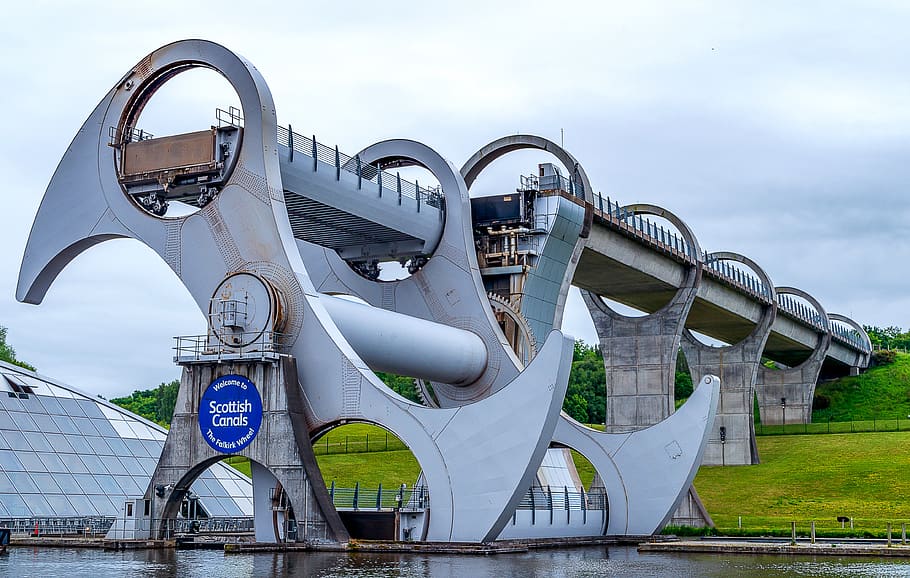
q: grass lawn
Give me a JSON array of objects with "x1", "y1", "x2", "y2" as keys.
[
  {"x1": 694, "y1": 431, "x2": 910, "y2": 533},
  {"x1": 225, "y1": 423, "x2": 910, "y2": 536},
  {"x1": 225, "y1": 423, "x2": 420, "y2": 488}
]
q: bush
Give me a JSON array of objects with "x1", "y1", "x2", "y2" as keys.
[
  {"x1": 873, "y1": 350, "x2": 897, "y2": 366},
  {"x1": 812, "y1": 394, "x2": 830, "y2": 411}
]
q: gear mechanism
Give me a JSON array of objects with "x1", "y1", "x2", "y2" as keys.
[
  {"x1": 414, "y1": 378, "x2": 440, "y2": 408},
  {"x1": 486, "y1": 292, "x2": 537, "y2": 368}
]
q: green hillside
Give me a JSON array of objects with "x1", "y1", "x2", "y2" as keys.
[{"x1": 812, "y1": 352, "x2": 910, "y2": 422}]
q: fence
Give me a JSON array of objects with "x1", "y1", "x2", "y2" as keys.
[
  {"x1": 1, "y1": 517, "x2": 114, "y2": 537},
  {"x1": 756, "y1": 416, "x2": 910, "y2": 436},
  {"x1": 716, "y1": 517, "x2": 910, "y2": 540},
  {"x1": 313, "y1": 432, "x2": 409, "y2": 455},
  {"x1": 0, "y1": 516, "x2": 254, "y2": 538},
  {"x1": 327, "y1": 483, "x2": 429, "y2": 511}
]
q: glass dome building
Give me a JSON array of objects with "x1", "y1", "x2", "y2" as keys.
[{"x1": 0, "y1": 359, "x2": 252, "y2": 528}]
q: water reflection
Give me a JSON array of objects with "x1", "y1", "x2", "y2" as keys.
[{"x1": 2, "y1": 545, "x2": 909, "y2": 577}]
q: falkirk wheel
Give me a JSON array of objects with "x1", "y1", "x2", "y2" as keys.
[{"x1": 17, "y1": 40, "x2": 719, "y2": 544}]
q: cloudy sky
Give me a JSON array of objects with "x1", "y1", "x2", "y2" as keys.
[{"x1": 1, "y1": 1, "x2": 908, "y2": 399}]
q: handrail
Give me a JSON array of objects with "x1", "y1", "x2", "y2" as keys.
[
  {"x1": 590, "y1": 192, "x2": 697, "y2": 266},
  {"x1": 515, "y1": 485, "x2": 607, "y2": 511},
  {"x1": 327, "y1": 484, "x2": 429, "y2": 510},
  {"x1": 776, "y1": 294, "x2": 827, "y2": 333},
  {"x1": 173, "y1": 331, "x2": 290, "y2": 363},
  {"x1": 277, "y1": 126, "x2": 443, "y2": 210}
]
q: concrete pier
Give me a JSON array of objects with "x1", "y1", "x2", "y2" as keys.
[
  {"x1": 582, "y1": 205, "x2": 702, "y2": 434},
  {"x1": 681, "y1": 253, "x2": 777, "y2": 466},
  {"x1": 756, "y1": 288, "x2": 831, "y2": 425}
]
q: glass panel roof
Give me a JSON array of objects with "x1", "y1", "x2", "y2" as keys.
[{"x1": 0, "y1": 361, "x2": 253, "y2": 519}]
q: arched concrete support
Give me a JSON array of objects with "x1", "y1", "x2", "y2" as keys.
[
  {"x1": 756, "y1": 287, "x2": 831, "y2": 425},
  {"x1": 581, "y1": 204, "x2": 703, "y2": 433},
  {"x1": 146, "y1": 358, "x2": 348, "y2": 543},
  {"x1": 552, "y1": 376, "x2": 719, "y2": 535},
  {"x1": 681, "y1": 252, "x2": 777, "y2": 466},
  {"x1": 460, "y1": 135, "x2": 592, "y2": 341},
  {"x1": 829, "y1": 313, "x2": 873, "y2": 373}
]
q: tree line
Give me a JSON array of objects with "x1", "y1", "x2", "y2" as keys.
[
  {"x1": 0, "y1": 326, "x2": 35, "y2": 371},
  {"x1": 865, "y1": 325, "x2": 910, "y2": 351}
]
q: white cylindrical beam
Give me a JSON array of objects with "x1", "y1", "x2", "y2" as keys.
[{"x1": 320, "y1": 294, "x2": 488, "y2": 386}]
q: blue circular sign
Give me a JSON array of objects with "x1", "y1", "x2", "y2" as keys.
[{"x1": 199, "y1": 374, "x2": 263, "y2": 453}]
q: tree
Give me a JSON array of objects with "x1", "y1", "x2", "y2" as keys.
[
  {"x1": 865, "y1": 325, "x2": 910, "y2": 351},
  {"x1": 565, "y1": 340, "x2": 606, "y2": 424},
  {"x1": 675, "y1": 351, "x2": 693, "y2": 402},
  {"x1": 563, "y1": 393, "x2": 589, "y2": 423},
  {"x1": 376, "y1": 372, "x2": 421, "y2": 403},
  {"x1": 111, "y1": 379, "x2": 180, "y2": 427},
  {"x1": 0, "y1": 325, "x2": 35, "y2": 371}
]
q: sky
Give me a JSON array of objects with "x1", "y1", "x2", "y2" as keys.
[{"x1": 1, "y1": 1, "x2": 908, "y2": 399}]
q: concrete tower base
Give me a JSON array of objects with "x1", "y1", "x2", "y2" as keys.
[
  {"x1": 140, "y1": 356, "x2": 348, "y2": 544},
  {"x1": 583, "y1": 289, "x2": 692, "y2": 434}
]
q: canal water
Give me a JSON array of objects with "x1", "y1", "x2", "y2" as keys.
[{"x1": 3, "y1": 545, "x2": 910, "y2": 577}]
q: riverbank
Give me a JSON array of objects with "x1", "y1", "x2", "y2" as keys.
[{"x1": 641, "y1": 536, "x2": 910, "y2": 558}]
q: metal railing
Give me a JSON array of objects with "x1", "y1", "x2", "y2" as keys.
[
  {"x1": 702, "y1": 256, "x2": 773, "y2": 304},
  {"x1": 520, "y1": 172, "x2": 586, "y2": 199},
  {"x1": 216, "y1": 106, "x2": 243, "y2": 128},
  {"x1": 108, "y1": 125, "x2": 155, "y2": 147},
  {"x1": 2, "y1": 517, "x2": 115, "y2": 537},
  {"x1": 590, "y1": 192, "x2": 697, "y2": 264},
  {"x1": 776, "y1": 294, "x2": 827, "y2": 332},
  {"x1": 1, "y1": 516, "x2": 255, "y2": 538},
  {"x1": 172, "y1": 517, "x2": 254, "y2": 534},
  {"x1": 327, "y1": 483, "x2": 429, "y2": 511},
  {"x1": 276, "y1": 125, "x2": 443, "y2": 211},
  {"x1": 173, "y1": 331, "x2": 290, "y2": 363},
  {"x1": 830, "y1": 324, "x2": 870, "y2": 352},
  {"x1": 515, "y1": 486, "x2": 608, "y2": 511},
  {"x1": 510, "y1": 485, "x2": 608, "y2": 527}
]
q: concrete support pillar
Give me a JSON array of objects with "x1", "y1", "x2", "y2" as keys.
[
  {"x1": 681, "y1": 253, "x2": 777, "y2": 466},
  {"x1": 583, "y1": 204, "x2": 702, "y2": 434},
  {"x1": 582, "y1": 264, "x2": 699, "y2": 433},
  {"x1": 682, "y1": 332, "x2": 766, "y2": 465},
  {"x1": 143, "y1": 356, "x2": 348, "y2": 544},
  {"x1": 756, "y1": 287, "x2": 831, "y2": 425}
]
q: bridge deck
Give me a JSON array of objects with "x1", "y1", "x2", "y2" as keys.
[{"x1": 277, "y1": 127, "x2": 443, "y2": 263}]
